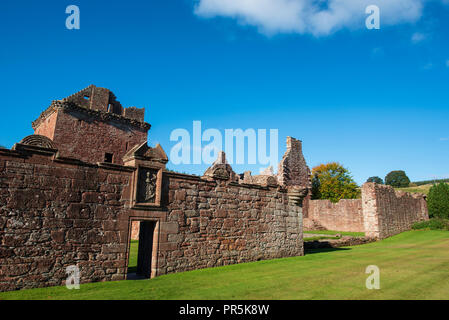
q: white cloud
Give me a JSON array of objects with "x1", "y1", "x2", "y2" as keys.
[
  {"x1": 440, "y1": 137, "x2": 449, "y2": 141},
  {"x1": 411, "y1": 32, "x2": 427, "y2": 44},
  {"x1": 194, "y1": 0, "x2": 431, "y2": 36},
  {"x1": 421, "y1": 62, "x2": 434, "y2": 70}
]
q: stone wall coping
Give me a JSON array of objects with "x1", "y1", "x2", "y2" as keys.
[
  {"x1": 164, "y1": 171, "x2": 206, "y2": 181},
  {"x1": 97, "y1": 162, "x2": 136, "y2": 172},
  {"x1": 32, "y1": 100, "x2": 151, "y2": 132},
  {"x1": 164, "y1": 171, "x2": 290, "y2": 191},
  {"x1": 12, "y1": 143, "x2": 58, "y2": 157},
  {"x1": 1, "y1": 145, "x2": 135, "y2": 173},
  {"x1": 363, "y1": 182, "x2": 427, "y2": 200},
  {"x1": 309, "y1": 198, "x2": 363, "y2": 204},
  {"x1": 0, "y1": 147, "x2": 28, "y2": 159}
]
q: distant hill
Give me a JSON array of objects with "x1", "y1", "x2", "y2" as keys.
[
  {"x1": 413, "y1": 178, "x2": 449, "y2": 186},
  {"x1": 396, "y1": 183, "x2": 449, "y2": 196}
]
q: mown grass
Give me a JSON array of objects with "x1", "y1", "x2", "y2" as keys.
[
  {"x1": 304, "y1": 230, "x2": 365, "y2": 237},
  {"x1": 127, "y1": 240, "x2": 138, "y2": 273},
  {"x1": 395, "y1": 183, "x2": 449, "y2": 195},
  {"x1": 1, "y1": 231, "x2": 449, "y2": 300}
]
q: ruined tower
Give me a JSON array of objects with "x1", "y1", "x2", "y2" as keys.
[
  {"x1": 32, "y1": 85, "x2": 151, "y2": 165},
  {"x1": 277, "y1": 137, "x2": 311, "y2": 188}
]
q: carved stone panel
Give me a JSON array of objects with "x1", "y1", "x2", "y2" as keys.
[
  {"x1": 137, "y1": 167, "x2": 158, "y2": 204},
  {"x1": 213, "y1": 167, "x2": 230, "y2": 180}
]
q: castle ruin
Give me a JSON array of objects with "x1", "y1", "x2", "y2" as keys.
[{"x1": 0, "y1": 86, "x2": 428, "y2": 292}]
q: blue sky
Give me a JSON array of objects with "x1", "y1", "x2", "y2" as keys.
[{"x1": 0, "y1": 0, "x2": 448, "y2": 184}]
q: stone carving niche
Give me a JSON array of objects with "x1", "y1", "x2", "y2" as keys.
[
  {"x1": 137, "y1": 167, "x2": 159, "y2": 204},
  {"x1": 123, "y1": 142, "x2": 168, "y2": 208}
]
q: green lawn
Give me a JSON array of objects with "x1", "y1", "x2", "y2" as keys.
[
  {"x1": 1, "y1": 231, "x2": 449, "y2": 300},
  {"x1": 127, "y1": 240, "x2": 138, "y2": 273},
  {"x1": 304, "y1": 230, "x2": 365, "y2": 237}
]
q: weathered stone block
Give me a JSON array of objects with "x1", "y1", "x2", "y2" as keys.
[
  {"x1": 82, "y1": 192, "x2": 104, "y2": 204},
  {"x1": 67, "y1": 203, "x2": 91, "y2": 219},
  {"x1": 160, "y1": 222, "x2": 179, "y2": 234},
  {"x1": 50, "y1": 230, "x2": 65, "y2": 243}
]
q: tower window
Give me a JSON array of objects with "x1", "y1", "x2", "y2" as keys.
[{"x1": 104, "y1": 153, "x2": 113, "y2": 163}]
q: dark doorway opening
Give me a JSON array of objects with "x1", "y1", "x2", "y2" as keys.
[{"x1": 135, "y1": 221, "x2": 156, "y2": 279}]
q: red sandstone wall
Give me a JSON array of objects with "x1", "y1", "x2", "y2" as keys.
[
  {"x1": 304, "y1": 199, "x2": 364, "y2": 232},
  {"x1": 131, "y1": 221, "x2": 140, "y2": 240},
  {"x1": 0, "y1": 150, "x2": 132, "y2": 292},
  {"x1": 303, "y1": 183, "x2": 428, "y2": 237},
  {"x1": 39, "y1": 110, "x2": 147, "y2": 165},
  {"x1": 277, "y1": 137, "x2": 311, "y2": 188},
  {"x1": 157, "y1": 173, "x2": 303, "y2": 274},
  {"x1": 0, "y1": 148, "x2": 304, "y2": 292},
  {"x1": 34, "y1": 112, "x2": 58, "y2": 140},
  {"x1": 362, "y1": 183, "x2": 428, "y2": 239}
]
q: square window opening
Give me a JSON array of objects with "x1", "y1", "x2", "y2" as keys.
[{"x1": 104, "y1": 153, "x2": 113, "y2": 163}]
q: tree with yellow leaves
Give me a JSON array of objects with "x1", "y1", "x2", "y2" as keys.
[{"x1": 311, "y1": 162, "x2": 360, "y2": 203}]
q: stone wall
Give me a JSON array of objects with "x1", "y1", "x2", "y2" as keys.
[
  {"x1": 304, "y1": 199, "x2": 364, "y2": 232},
  {"x1": 160, "y1": 173, "x2": 303, "y2": 274},
  {"x1": 0, "y1": 86, "x2": 308, "y2": 292},
  {"x1": 131, "y1": 221, "x2": 140, "y2": 240},
  {"x1": 0, "y1": 145, "x2": 304, "y2": 292},
  {"x1": 32, "y1": 85, "x2": 150, "y2": 165},
  {"x1": 0, "y1": 148, "x2": 133, "y2": 292},
  {"x1": 277, "y1": 137, "x2": 311, "y2": 188},
  {"x1": 362, "y1": 183, "x2": 428, "y2": 239},
  {"x1": 49, "y1": 108, "x2": 148, "y2": 165},
  {"x1": 303, "y1": 183, "x2": 428, "y2": 238},
  {"x1": 33, "y1": 111, "x2": 58, "y2": 141}
]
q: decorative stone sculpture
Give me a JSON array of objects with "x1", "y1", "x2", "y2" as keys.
[
  {"x1": 123, "y1": 141, "x2": 167, "y2": 208},
  {"x1": 137, "y1": 169, "x2": 158, "y2": 203},
  {"x1": 19, "y1": 134, "x2": 56, "y2": 149},
  {"x1": 203, "y1": 151, "x2": 238, "y2": 182},
  {"x1": 213, "y1": 167, "x2": 230, "y2": 180}
]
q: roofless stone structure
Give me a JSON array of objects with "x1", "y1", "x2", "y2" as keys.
[
  {"x1": 0, "y1": 86, "x2": 309, "y2": 292},
  {"x1": 0, "y1": 86, "x2": 428, "y2": 292}
]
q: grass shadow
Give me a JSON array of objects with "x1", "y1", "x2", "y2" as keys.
[
  {"x1": 126, "y1": 273, "x2": 148, "y2": 281},
  {"x1": 127, "y1": 266, "x2": 137, "y2": 273},
  {"x1": 305, "y1": 247, "x2": 352, "y2": 255}
]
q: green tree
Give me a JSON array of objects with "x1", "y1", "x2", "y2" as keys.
[
  {"x1": 367, "y1": 176, "x2": 384, "y2": 184},
  {"x1": 427, "y1": 183, "x2": 449, "y2": 219},
  {"x1": 311, "y1": 162, "x2": 360, "y2": 203},
  {"x1": 311, "y1": 173, "x2": 321, "y2": 200},
  {"x1": 385, "y1": 170, "x2": 410, "y2": 188}
]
